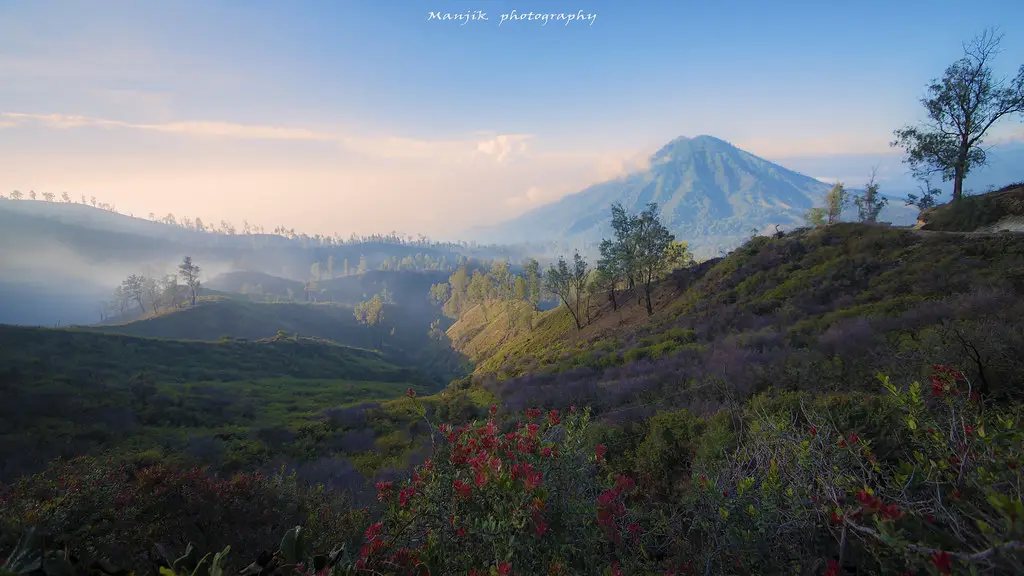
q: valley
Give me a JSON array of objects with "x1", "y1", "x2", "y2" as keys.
[{"x1": 2, "y1": 12, "x2": 1024, "y2": 575}]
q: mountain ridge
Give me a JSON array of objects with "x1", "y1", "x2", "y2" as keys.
[{"x1": 468, "y1": 135, "x2": 920, "y2": 255}]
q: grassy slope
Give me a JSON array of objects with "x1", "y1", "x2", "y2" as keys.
[
  {"x1": 0, "y1": 323, "x2": 422, "y2": 385},
  {"x1": 0, "y1": 325, "x2": 434, "y2": 480},
  {"x1": 88, "y1": 299, "x2": 467, "y2": 387},
  {"x1": 919, "y1": 182, "x2": 1024, "y2": 231},
  {"x1": 451, "y1": 224, "x2": 1024, "y2": 394}
]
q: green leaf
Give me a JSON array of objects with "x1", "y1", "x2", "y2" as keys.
[
  {"x1": 279, "y1": 527, "x2": 305, "y2": 565},
  {"x1": 906, "y1": 417, "x2": 917, "y2": 430},
  {"x1": 976, "y1": 519, "x2": 993, "y2": 534}
]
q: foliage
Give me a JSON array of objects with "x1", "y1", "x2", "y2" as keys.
[
  {"x1": 854, "y1": 169, "x2": 889, "y2": 223},
  {"x1": 825, "y1": 183, "x2": 849, "y2": 225},
  {"x1": 544, "y1": 251, "x2": 590, "y2": 330},
  {"x1": 891, "y1": 29, "x2": 1024, "y2": 201}
]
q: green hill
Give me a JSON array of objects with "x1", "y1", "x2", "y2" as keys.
[
  {"x1": 0, "y1": 325, "x2": 433, "y2": 481},
  {"x1": 87, "y1": 298, "x2": 468, "y2": 386},
  {"x1": 918, "y1": 182, "x2": 1024, "y2": 232},
  {"x1": 452, "y1": 223, "x2": 1024, "y2": 407}
]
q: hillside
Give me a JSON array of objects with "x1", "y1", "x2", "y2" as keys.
[
  {"x1": 450, "y1": 223, "x2": 1024, "y2": 415},
  {"x1": 206, "y1": 269, "x2": 451, "y2": 307},
  {"x1": 0, "y1": 199, "x2": 521, "y2": 326},
  {"x1": 0, "y1": 324, "x2": 436, "y2": 481},
  {"x1": 918, "y1": 182, "x2": 1024, "y2": 232},
  {"x1": 88, "y1": 298, "x2": 468, "y2": 386}
]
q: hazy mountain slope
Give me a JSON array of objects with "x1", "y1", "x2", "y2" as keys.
[
  {"x1": 206, "y1": 269, "x2": 450, "y2": 307},
  {"x1": 474, "y1": 135, "x2": 832, "y2": 249},
  {"x1": 472, "y1": 135, "x2": 927, "y2": 256}
]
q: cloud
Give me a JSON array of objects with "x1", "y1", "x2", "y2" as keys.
[
  {"x1": 0, "y1": 111, "x2": 536, "y2": 163},
  {"x1": 475, "y1": 134, "x2": 532, "y2": 163}
]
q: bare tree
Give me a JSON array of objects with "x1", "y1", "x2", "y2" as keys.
[{"x1": 892, "y1": 29, "x2": 1024, "y2": 202}]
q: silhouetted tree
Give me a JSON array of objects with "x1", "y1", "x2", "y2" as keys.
[
  {"x1": 178, "y1": 256, "x2": 201, "y2": 307},
  {"x1": 892, "y1": 29, "x2": 1024, "y2": 202}
]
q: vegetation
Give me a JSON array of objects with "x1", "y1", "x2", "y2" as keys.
[
  {"x1": 3, "y1": 27, "x2": 1024, "y2": 574},
  {"x1": 891, "y1": 29, "x2": 1024, "y2": 202}
]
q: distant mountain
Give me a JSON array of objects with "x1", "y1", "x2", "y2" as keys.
[{"x1": 471, "y1": 135, "x2": 919, "y2": 257}]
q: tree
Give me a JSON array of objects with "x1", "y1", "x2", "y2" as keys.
[
  {"x1": 891, "y1": 29, "x2": 1024, "y2": 202},
  {"x1": 9, "y1": 190, "x2": 22, "y2": 200},
  {"x1": 41, "y1": 192, "x2": 54, "y2": 202},
  {"x1": 61, "y1": 191, "x2": 71, "y2": 203},
  {"x1": 824, "y1": 183, "x2": 848, "y2": 225},
  {"x1": 28, "y1": 190, "x2": 36, "y2": 200},
  {"x1": 853, "y1": 168, "x2": 888, "y2": 223},
  {"x1": 594, "y1": 239, "x2": 622, "y2": 311},
  {"x1": 120, "y1": 274, "x2": 147, "y2": 314},
  {"x1": 468, "y1": 270, "x2": 492, "y2": 320},
  {"x1": 523, "y1": 258, "x2": 542, "y2": 310},
  {"x1": 160, "y1": 275, "x2": 182, "y2": 309},
  {"x1": 327, "y1": 255, "x2": 335, "y2": 280},
  {"x1": 354, "y1": 295, "x2": 385, "y2": 347},
  {"x1": 631, "y1": 203, "x2": 679, "y2": 316},
  {"x1": 803, "y1": 207, "x2": 827, "y2": 227},
  {"x1": 905, "y1": 177, "x2": 941, "y2": 215},
  {"x1": 544, "y1": 251, "x2": 589, "y2": 330},
  {"x1": 310, "y1": 262, "x2": 322, "y2": 282},
  {"x1": 609, "y1": 203, "x2": 639, "y2": 290},
  {"x1": 429, "y1": 283, "x2": 451, "y2": 307},
  {"x1": 178, "y1": 256, "x2": 201, "y2": 307},
  {"x1": 194, "y1": 217, "x2": 205, "y2": 232},
  {"x1": 357, "y1": 255, "x2": 368, "y2": 274}
]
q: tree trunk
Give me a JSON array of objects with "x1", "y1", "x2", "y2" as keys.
[
  {"x1": 952, "y1": 164, "x2": 964, "y2": 202},
  {"x1": 644, "y1": 283, "x2": 653, "y2": 316},
  {"x1": 609, "y1": 288, "x2": 618, "y2": 311}
]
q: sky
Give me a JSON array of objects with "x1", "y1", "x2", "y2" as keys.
[{"x1": 1, "y1": 0, "x2": 1023, "y2": 239}]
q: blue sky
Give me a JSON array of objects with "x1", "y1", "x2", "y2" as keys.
[{"x1": 1, "y1": 0, "x2": 1022, "y2": 237}]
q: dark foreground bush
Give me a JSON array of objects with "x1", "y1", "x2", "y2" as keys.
[{"x1": 3, "y1": 368, "x2": 1022, "y2": 575}]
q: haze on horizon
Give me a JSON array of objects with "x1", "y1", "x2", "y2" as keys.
[{"x1": 2, "y1": 0, "x2": 1023, "y2": 240}]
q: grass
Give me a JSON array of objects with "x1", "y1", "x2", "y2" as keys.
[
  {"x1": 88, "y1": 299, "x2": 468, "y2": 387},
  {"x1": 447, "y1": 223, "x2": 1024, "y2": 382},
  {"x1": 919, "y1": 182, "x2": 1024, "y2": 232},
  {"x1": 0, "y1": 323, "x2": 422, "y2": 385},
  {"x1": 0, "y1": 325, "x2": 434, "y2": 481}
]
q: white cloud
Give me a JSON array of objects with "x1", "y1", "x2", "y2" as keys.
[{"x1": 0, "y1": 112, "x2": 538, "y2": 164}]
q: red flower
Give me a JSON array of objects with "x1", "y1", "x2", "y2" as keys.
[
  {"x1": 548, "y1": 410, "x2": 561, "y2": 425},
  {"x1": 952, "y1": 490, "x2": 962, "y2": 500},
  {"x1": 540, "y1": 447, "x2": 552, "y2": 457},
  {"x1": 595, "y1": 444, "x2": 607, "y2": 463},
  {"x1": 535, "y1": 518, "x2": 549, "y2": 535},
  {"x1": 824, "y1": 559, "x2": 842, "y2": 576},
  {"x1": 456, "y1": 527, "x2": 467, "y2": 537},
  {"x1": 627, "y1": 522, "x2": 643, "y2": 539},
  {"x1": 497, "y1": 562, "x2": 513, "y2": 575},
  {"x1": 407, "y1": 387, "x2": 416, "y2": 398},
  {"x1": 931, "y1": 551, "x2": 952, "y2": 574},
  {"x1": 365, "y1": 522, "x2": 383, "y2": 541},
  {"x1": 809, "y1": 425, "x2": 817, "y2": 436},
  {"x1": 848, "y1": 432, "x2": 859, "y2": 445},
  {"x1": 964, "y1": 425, "x2": 974, "y2": 436},
  {"x1": 453, "y1": 479, "x2": 472, "y2": 499},
  {"x1": 399, "y1": 487, "x2": 416, "y2": 508},
  {"x1": 838, "y1": 439, "x2": 848, "y2": 448},
  {"x1": 570, "y1": 405, "x2": 576, "y2": 413},
  {"x1": 375, "y1": 481, "x2": 393, "y2": 502},
  {"x1": 722, "y1": 490, "x2": 728, "y2": 497}
]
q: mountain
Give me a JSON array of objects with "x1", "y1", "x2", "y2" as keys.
[{"x1": 472, "y1": 135, "x2": 920, "y2": 257}]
